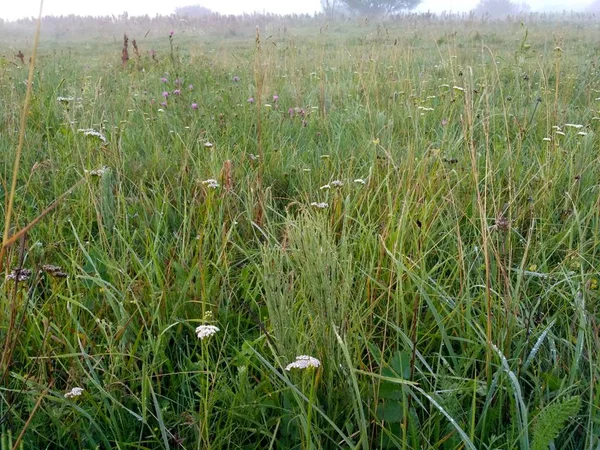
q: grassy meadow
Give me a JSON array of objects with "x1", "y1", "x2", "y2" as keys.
[{"x1": 1, "y1": 11, "x2": 600, "y2": 449}]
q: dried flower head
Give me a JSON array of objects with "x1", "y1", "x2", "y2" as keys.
[
  {"x1": 6, "y1": 268, "x2": 32, "y2": 282},
  {"x1": 64, "y1": 387, "x2": 84, "y2": 398},
  {"x1": 41, "y1": 264, "x2": 68, "y2": 278},
  {"x1": 285, "y1": 355, "x2": 321, "y2": 371},
  {"x1": 195, "y1": 324, "x2": 219, "y2": 340}
]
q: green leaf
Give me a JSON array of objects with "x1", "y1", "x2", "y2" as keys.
[{"x1": 531, "y1": 396, "x2": 581, "y2": 450}]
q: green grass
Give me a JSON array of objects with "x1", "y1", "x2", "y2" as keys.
[{"x1": 1, "y1": 12, "x2": 600, "y2": 449}]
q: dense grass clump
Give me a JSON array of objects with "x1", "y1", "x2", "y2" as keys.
[{"x1": 1, "y1": 12, "x2": 600, "y2": 449}]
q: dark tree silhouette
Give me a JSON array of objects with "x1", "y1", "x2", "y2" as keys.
[
  {"x1": 175, "y1": 4, "x2": 214, "y2": 17},
  {"x1": 472, "y1": 0, "x2": 530, "y2": 17},
  {"x1": 337, "y1": 0, "x2": 422, "y2": 16}
]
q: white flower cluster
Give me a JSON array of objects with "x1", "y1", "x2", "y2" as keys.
[
  {"x1": 201, "y1": 179, "x2": 220, "y2": 189},
  {"x1": 64, "y1": 387, "x2": 84, "y2": 398},
  {"x1": 310, "y1": 202, "x2": 328, "y2": 209},
  {"x1": 77, "y1": 128, "x2": 107, "y2": 144},
  {"x1": 285, "y1": 355, "x2": 321, "y2": 371},
  {"x1": 84, "y1": 166, "x2": 109, "y2": 177},
  {"x1": 196, "y1": 324, "x2": 220, "y2": 340}
]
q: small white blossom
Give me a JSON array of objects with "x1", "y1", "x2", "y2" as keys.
[
  {"x1": 330, "y1": 180, "x2": 343, "y2": 188},
  {"x1": 64, "y1": 387, "x2": 84, "y2": 398},
  {"x1": 542, "y1": 138, "x2": 552, "y2": 142},
  {"x1": 320, "y1": 184, "x2": 331, "y2": 190},
  {"x1": 285, "y1": 355, "x2": 321, "y2": 371},
  {"x1": 77, "y1": 128, "x2": 107, "y2": 144},
  {"x1": 353, "y1": 178, "x2": 367, "y2": 185},
  {"x1": 577, "y1": 131, "x2": 588, "y2": 136},
  {"x1": 57, "y1": 96, "x2": 76, "y2": 103},
  {"x1": 195, "y1": 325, "x2": 219, "y2": 340},
  {"x1": 310, "y1": 202, "x2": 328, "y2": 209},
  {"x1": 552, "y1": 125, "x2": 561, "y2": 131},
  {"x1": 565, "y1": 123, "x2": 584, "y2": 129},
  {"x1": 201, "y1": 179, "x2": 220, "y2": 189},
  {"x1": 204, "y1": 142, "x2": 214, "y2": 148},
  {"x1": 555, "y1": 131, "x2": 565, "y2": 136},
  {"x1": 84, "y1": 166, "x2": 109, "y2": 177},
  {"x1": 452, "y1": 86, "x2": 465, "y2": 92}
]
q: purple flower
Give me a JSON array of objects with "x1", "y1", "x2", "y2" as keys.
[
  {"x1": 160, "y1": 101, "x2": 168, "y2": 107},
  {"x1": 188, "y1": 84, "x2": 194, "y2": 90},
  {"x1": 173, "y1": 89, "x2": 181, "y2": 95},
  {"x1": 288, "y1": 107, "x2": 294, "y2": 118},
  {"x1": 169, "y1": 31, "x2": 174, "y2": 37},
  {"x1": 247, "y1": 97, "x2": 254, "y2": 103},
  {"x1": 233, "y1": 76, "x2": 240, "y2": 82},
  {"x1": 149, "y1": 49, "x2": 156, "y2": 57},
  {"x1": 162, "y1": 91, "x2": 169, "y2": 98},
  {"x1": 161, "y1": 77, "x2": 168, "y2": 83},
  {"x1": 273, "y1": 94, "x2": 279, "y2": 102},
  {"x1": 191, "y1": 103, "x2": 198, "y2": 110},
  {"x1": 441, "y1": 118, "x2": 449, "y2": 126}
]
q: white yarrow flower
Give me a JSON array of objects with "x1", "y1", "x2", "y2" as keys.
[
  {"x1": 353, "y1": 178, "x2": 367, "y2": 185},
  {"x1": 310, "y1": 202, "x2": 328, "y2": 209},
  {"x1": 542, "y1": 138, "x2": 552, "y2": 142},
  {"x1": 77, "y1": 128, "x2": 107, "y2": 144},
  {"x1": 195, "y1": 325, "x2": 220, "y2": 340},
  {"x1": 577, "y1": 131, "x2": 588, "y2": 136},
  {"x1": 564, "y1": 123, "x2": 584, "y2": 129},
  {"x1": 201, "y1": 179, "x2": 220, "y2": 189},
  {"x1": 84, "y1": 166, "x2": 109, "y2": 177},
  {"x1": 285, "y1": 355, "x2": 321, "y2": 371},
  {"x1": 64, "y1": 387, "x2": 84, "y2": 398},
  {"x1": 320, "y1": 184, "x2": 331, "y2": 190},
  {"x1": 330, "y1": 180, "x2": 343, "y2": 187},
  {"x1": 204, "y1": 142, "x2": 214, "y2": 148}
]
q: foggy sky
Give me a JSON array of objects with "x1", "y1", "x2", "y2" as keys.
[{"x1": 0, "y1": 0, "x2": 593, "y2": 21}]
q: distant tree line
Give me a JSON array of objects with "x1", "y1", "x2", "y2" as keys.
[{"x1": 175, "y1": 4, "x2": 214, "y2": 17}]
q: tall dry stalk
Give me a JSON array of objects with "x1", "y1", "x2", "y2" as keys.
[{"x1": 0, "y1": 1, "x2": 44, "y2": 276}]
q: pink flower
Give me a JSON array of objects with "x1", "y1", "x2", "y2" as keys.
[
  {"x1": 288, "y1": 107, "x2": 294, "y2": 118},
  {"x1": 169, "y1": 31, "x2": 174, "y2": 37},
  {"x1": 162, "y1": 91, "x2": 169, "y2": 98},
  {"x1": 191, "y1": 103, "x2": 198, "y2": 109},
  {"x1": 188, "y1": 84, "x2": 194, "y2": 90},
  {"x1": 441, "y1": 118, "x2": 449, "y2": 126},
  {"x1": 173, "y1": 89, "x2": 181, "y2": 95},
  {"x1": 247, "y1": 97, "x2": 254, "y2": 103},
  {"x1": 161, "y1": 77, "x2": 168, "y2": 83},
  {"x1": 233, "y1": 76, "x2": 240, "y2": 82},
  {"x1": 160, "y1": 101, "x2": 167, "y2": 107},
  {"x1": 273, "y1": 94, "x2": 279, "y2": 102}
]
